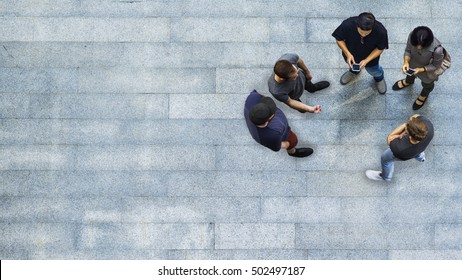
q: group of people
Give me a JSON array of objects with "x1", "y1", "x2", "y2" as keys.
[{"x1": 244, "y1": 12, "x2": 444, "y2": 181}]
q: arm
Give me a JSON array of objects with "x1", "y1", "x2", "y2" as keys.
[
  {"x1": 296, "y1": 58, "x2": 312, "y2": 80},
  {"x1": 424, "y1": 46, "x2": 444, "y2": 72},
  {"x1": 286, "y1": 98, "x2": 321, "y2": 113},
  {"x1": 281, "y1": 141, "x2": 290, "y2": 150},
  {"x1": 336, "y1": 40, "x2": 355, "y2": 68},
  {"x1": 387, "y1": 123, "x2": 407, "y2": 145},
  {"x1": 359, "y1": 48, "x2": 384, "y2": 69}
]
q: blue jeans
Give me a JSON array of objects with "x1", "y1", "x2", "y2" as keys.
[
  {"x1": 381, "y1": 148, "x2": 425, "y2": 180},
  {"x1": 351, "y1": 64, "x2": 384, "y2": 82}
]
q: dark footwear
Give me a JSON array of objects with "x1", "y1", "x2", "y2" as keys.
[
  {"x1": 288, "y1": 148, "x2": 314, "y2": 158},
  {"x1": 412, "y1": 95, "x2": 427, "y2": 110},
  {"x1": 312, "y1": 81, "x2": 330, "y2": 92},
  {"x1": 340, "y1": 71, "x2": 357, "y2": 85},
  {"x1": 376, "y1": 79, "x2": 387, "y2": 94},
  {"x1": 392, "y1": 79, "x2": 411, "y2": 91}
]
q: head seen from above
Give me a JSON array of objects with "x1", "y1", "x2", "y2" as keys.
[
  {"x1": 249, "y1": 97, "x2": 277, "y2": 128},
  {"x1": 274, "y1": 60, "x2": 298, "y2": 81},
  {"x1": 406, "y1": 118, "x2": 429, "y2": 142},
  {"x1": 410, "y1": 26, "x2": 434, "y2": 49},
  {"x1": 356, "y1": 12, "x2": 375, "y2": 37}
]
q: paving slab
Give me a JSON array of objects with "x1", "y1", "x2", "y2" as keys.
[{"x1": 1, "y1": 0, "x2": 462, "y2": 260}]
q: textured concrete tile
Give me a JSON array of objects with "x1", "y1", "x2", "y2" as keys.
[
  {"x1": 271, "y1": 18, "x2": 305, "y2": 43},
  {"x1": 171, "y1": 249, "x2": 308, "y2": 260},
  {"x1": 0, "y1": 68, "x2": 78, "y2": 94},
  {"x1": 0, "y1": 0, "x2": 80, "y2": 16},
  {"x1": 387, "y1": 197, "x2": 462, "y2": 224},
  {"x1": 0, "y1": 17, "x2": 170, "y2": 42},
  {"x1": 28, "y1": 94, "x2": 168, "y2": 119},
  {"x1": 390, "y1": 250, "x2": 462, "y2": 260},
  {"x1": 121, "y1": 197, "x2": 260, "y2": 223},
  {"x1": 215, "y1": 146, "x2": 297, "y2": 171},
  {"x1": 306, "y1": 18, "x2": 343, "y2": 43},
  {"x1": 387, "y1": 171, "x2": 462, "y2": 197},
  {"x1": 341, "y1": 198, "x2": 389, "y2": 223},
  {"x1": 0, "y1": 171, "x2": 30, "y2": 196},
  {"x1": 80, "y1": 0, "x2": 181, "y2": 17},
  {"x1": 0, "y1": 93, "x2": 30, "y2": 118},
  {"x1": 170, "y1": 94, "x2": 246, "y2": 119},
  {"x1": 305, "y1": 171, "x2": 388, "y2": 197},
  {"x1": 0, "y1": 222, "x2": 76, "y2": 259},
  {"x1": 296, "y1": 145, "x2": 384, "y2": 171},
  {"x1": 216, "y1": 68, "x2": 270, "y2": 94},
  {"x1": 307, "y1": 250, "x2": 389, "y2": 260},
  {"x1": 74, "y1": 145, "x2": 215, "y2": 171},
  {"x1": 339, "y1": 120, "x2": 396, "y2": 145},
  {"x1": 120, "y1": 43, "x2": 226, "y2": 68},
  {"x1": 0, "y1": 197, "x2": 82, "y2": 222},
  {"x1": 78, "y1": 68, "x2": 214, "y2": 94},
  {"x1": 296, "y1": 223, "x2": 434, "y2": 249},
  {"x1": 172, "y1": 18, "x2": 269, "y2": 42},
  {"x1": 433, "y1": 146, "x2": 462, "y2": 171},
  {"x1": 25, "y1": 171, "x2": 168, "y2": 197},
  {"x1": 283, "y1": 120, "x2": 340, "y2": 145},
  {"x1": 0, "y1": 43, "x2": 125, "y2": 68},
  {"x1": 431, "y1": 0, "x2": 462, "y2": 18},
  {"x1": 166, "y1": 171, "x2": 307, "y2": 197},
  {"x1": 435, "y1": 224, "x2": 462, "y2": 249},
  {"x1": 261, "y1": 197, "x2": 342, "y2": 223},
  {"x1": 78, "y1": 223, "x2": 213, "y2": 250},
  {"x1": 0, "y1": 145, "x2": 73, "y2": 171},
  {"x1": 215, "y1": 223, "x2": 295, "y2": 249}
]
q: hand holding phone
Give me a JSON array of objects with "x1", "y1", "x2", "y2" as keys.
[
  {"x1": 405, "y1": 68, "x2": 415, "y2": 76},
  {"x1": 352, "y1": 63, "x2": 361, "y2": 72}
]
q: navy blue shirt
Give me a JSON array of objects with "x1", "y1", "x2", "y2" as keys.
[
  {"x1": 244, "y1": 90, "x2": 290, "y2": 152},
  {"x1": 332, "y1": 16, "x2": 388, "y2": 67}
]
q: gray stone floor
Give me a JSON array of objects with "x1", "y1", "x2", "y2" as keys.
[{"x1": 1, "y1": 0, "x2": 462, "y2": 260}]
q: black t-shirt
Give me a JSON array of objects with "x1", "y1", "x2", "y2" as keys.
[
  {"x1": 390, "y1": 116, "x2": 434, "y2": 160},
  {"x1": 332, "y1": 16, "x2": 389, "y2": 67}
]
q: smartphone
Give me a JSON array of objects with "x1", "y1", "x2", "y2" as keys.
[
  {"x1": 406, "y1": 68, "x2": 415, "y2": 76},
  {"x1": 352, "y1": 63, "x2": 360, "y2": 72}
]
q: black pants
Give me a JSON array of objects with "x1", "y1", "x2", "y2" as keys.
[
  {"x1": 405, "y1": 75, "x2": 435, "y2": 97},
  {"x1": 305, "y1": 80, "x2": 317, "y2": 93}
]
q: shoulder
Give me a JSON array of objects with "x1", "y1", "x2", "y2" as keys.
[
  {"x1": 245, "y1": 90, "x2": 263, "y2": 109},
  {"x1": 373, "y1": 20, "x2": 388, "y2": 34},
  {"x1": 278, "y1": 53, "x2": 299, "y2": 64}
]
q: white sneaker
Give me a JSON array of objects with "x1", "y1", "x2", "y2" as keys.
[{"x1": 366, "y1": 170, "x2": 390, "y2": 181}]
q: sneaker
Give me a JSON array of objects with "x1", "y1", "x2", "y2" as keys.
[
  {"x1": 288, "y1": 148, "x2": 314, "y2": 158},
  {"x1": 376, "y1": 79, "x2": 387, "y2": 94},
  {"x1": 314, "y1": 81, "x2": 330, "y2": 91},
  {"x1": 340, "y1": 71, "x2": 357, "y2": 85},
  {"x1": 365, "y1": 170, "x2": 390, "y2": 181}
]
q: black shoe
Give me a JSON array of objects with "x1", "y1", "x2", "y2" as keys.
[
  {"x1": 288, "y1": 148, "x2": 314, "y2": 158},
  {"x1": 412, "y1": 95, "x2": 427, "y2": 110},
  {"x1": 307, "y1": 81, "x2": 330, "y2": 93}
]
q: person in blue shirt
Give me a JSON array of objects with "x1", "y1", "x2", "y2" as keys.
[{"x1": 244, "y1": 90, "x2": 313, "y2": 157}]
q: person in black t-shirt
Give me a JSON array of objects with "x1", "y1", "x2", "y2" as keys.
[
  {"x1": 244, "y1": 90, "x2": 313, "y2": 157},
  {"x1": 332, "y1": 12, "x2": 389, "y2": 94},
  {"x1": 366, "y1": 114, "x2": 434, "y2": 181}
]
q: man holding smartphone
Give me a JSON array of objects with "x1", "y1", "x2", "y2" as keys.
[{"x1": 332, "y1": 12, "x2": 389, "y2": 94}]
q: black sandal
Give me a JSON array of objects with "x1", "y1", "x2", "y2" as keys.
[
  {"x1": 392, "y1": 79, "x2": 411, "y2": 91},
  {"x1": 412, "y1": 95, "x2": 427, "y2": 110}
]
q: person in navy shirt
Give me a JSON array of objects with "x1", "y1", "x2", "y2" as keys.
[{"x1": 244, "y1": 90, "x2": 313, "y2": 157}]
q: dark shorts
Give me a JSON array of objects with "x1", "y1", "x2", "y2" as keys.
[{"x1": 287, "y1": 129, "x2": 298, "y2": 150}]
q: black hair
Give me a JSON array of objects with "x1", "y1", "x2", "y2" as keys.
[
  {"x1": 357, "y1": 12, "x2": 375, "y2": 31},
  {"x1": 274, "y1": 60, "x2": 296, "y2": 80},
  {"x1": 410, "y1": 26, "x2": 434, "y2": 48}
]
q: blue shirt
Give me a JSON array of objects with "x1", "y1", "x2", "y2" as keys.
[{"x1": 244, "y1": 90, "x2": 290, "y2": 152}]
